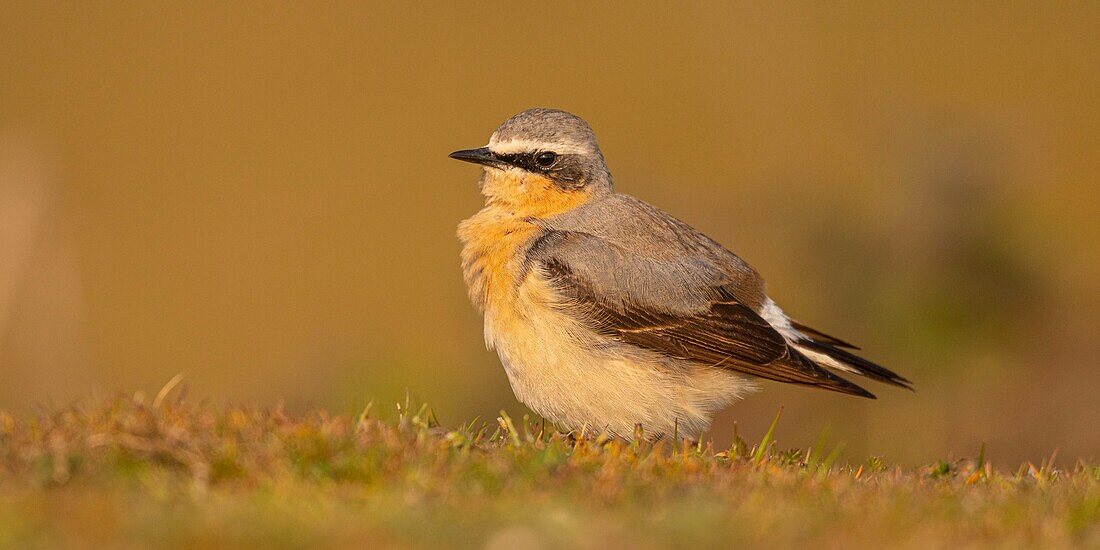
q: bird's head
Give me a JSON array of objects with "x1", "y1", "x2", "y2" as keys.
[{"x1": 450, "y1": 108, "x2": 612, "y2": 216}]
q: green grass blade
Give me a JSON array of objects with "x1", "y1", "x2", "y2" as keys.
[{"x1": 753, "y1": 407, "x2": 783, "y2": 465}]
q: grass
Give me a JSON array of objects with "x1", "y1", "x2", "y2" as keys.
[{"x1": 0, "y1": 391, "x2": 1097, "y2": 549}]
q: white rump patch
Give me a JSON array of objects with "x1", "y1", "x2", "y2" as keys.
[
  {"x1": 758, "y1": 298, "x2": 803, "y2": 342},
  {"x1": 765, "y1": 297, "x2": 858, "y2": 374},
  {"x1": 760, "y1": 297, "x2": 859, "y2": 374}
]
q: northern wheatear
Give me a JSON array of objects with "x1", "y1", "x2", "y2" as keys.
[{"x1": 451, "y1": 108, "x2": 911, "y2": 440}]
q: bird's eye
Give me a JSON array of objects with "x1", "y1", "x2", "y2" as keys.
[{"x1": 534, "y1": 152, "x2": 558, "y2": 168}]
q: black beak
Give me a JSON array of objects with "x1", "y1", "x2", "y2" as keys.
[{"x1": 449, "y1": 147, "x2": 505, "y2": 169}]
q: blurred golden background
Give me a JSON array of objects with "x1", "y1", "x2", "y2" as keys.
[{"x1": 1, "y1": 2, "x2": 1097, "y2": 465}]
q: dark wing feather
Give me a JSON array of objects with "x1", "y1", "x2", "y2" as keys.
[{"x1": 532, "y1": 232, "x2": 876, "y2": 398}]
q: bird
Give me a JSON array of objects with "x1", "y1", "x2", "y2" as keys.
[{"x1": 450, "y1": 108, "x2": 911, "y2": 440}]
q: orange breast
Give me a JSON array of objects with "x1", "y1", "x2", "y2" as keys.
[{"x1": 457, "y1": 207, "x2": 540, "y2": 314}]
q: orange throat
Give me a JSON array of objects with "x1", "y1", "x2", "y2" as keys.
[{"x1": 457, "y1": 169, "x2": 595, "y2": 312}]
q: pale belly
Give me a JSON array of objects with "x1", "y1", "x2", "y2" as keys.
[{"x1": 485, "y1": 277, "x2": 756, "y2": 440}]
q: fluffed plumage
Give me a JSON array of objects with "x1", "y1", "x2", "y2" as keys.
[{"x1": 453, "y1": 108, "x2": 911, "y2": 440}]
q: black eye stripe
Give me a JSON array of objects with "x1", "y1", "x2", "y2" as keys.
[{"x1": 495, "y1": 152, "x2": 556, "y2": 172}]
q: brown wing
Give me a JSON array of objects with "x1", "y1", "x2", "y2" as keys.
[{"x1": 531, "y1": 231, "x2": 876, "y2": 398}]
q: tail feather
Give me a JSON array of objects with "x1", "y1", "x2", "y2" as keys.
[
  {"x1": 785, "y1": 347, "x2": 877, "y2": 399},
  {"x1": 790, "y1": 320, "x2": 860, "y2": 349},
  {"x1": 795, "y1": 339, "x2": 914, "y2": 391}
]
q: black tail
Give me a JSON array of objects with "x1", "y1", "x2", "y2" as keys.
[
  {"x1": 796, "y1": 338, "x2": 914, "y2": 391},
  {"x1": 790, "y1": 320, "x2": 860, "y2": 349}
]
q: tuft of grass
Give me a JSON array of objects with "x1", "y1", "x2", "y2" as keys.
[
  {"x1": 0, "y1": 393, "x2": 1096, "y2": 548},
  {"x1": 751, "y1": 407, "x2": 782, "y2": 465}
]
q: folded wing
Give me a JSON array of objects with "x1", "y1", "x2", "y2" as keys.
[{"x1": 526, "y1": 229, "x2": 879, "y2": 398}]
